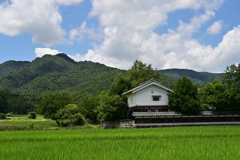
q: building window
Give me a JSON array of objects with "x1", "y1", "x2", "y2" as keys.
[
  {"x1": 152, "y1": 95, "x2": 161, "y2": 101},
  {"x1": 131, "y1": 98, "x2": 133, "y2": 104}
]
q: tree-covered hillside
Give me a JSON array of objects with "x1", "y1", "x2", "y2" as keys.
[
  {"x1": 0, "y1": 54, "x2": 124, "y2": 99},
  {"x1": 0, "y1": 60, "x2": 30, "y2": 79},
  {"x1": 159, "y1": 69, "x2": 224, "y2": 85}
]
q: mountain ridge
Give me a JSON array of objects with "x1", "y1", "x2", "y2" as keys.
[{"x1": 0, "y1": 53, "x2": 225, "y2": 99}]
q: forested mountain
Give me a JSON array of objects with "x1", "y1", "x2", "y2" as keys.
[
  {"x1": 0, "y1": 54, "x2": 124, "y2": 99},
  {"x1": 0, "y1": 60, "x2": 30, "y2": 79},
  {"x1": 0, "y1": 54, "x2": 224, "y2": 100},
  {"x1": 159, "y1": 69, "x2": 225, "y2": 85}
]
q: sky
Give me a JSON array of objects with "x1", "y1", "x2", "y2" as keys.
[{"x1": 0, "y1": 0, "x2": 240, "y2": 73}]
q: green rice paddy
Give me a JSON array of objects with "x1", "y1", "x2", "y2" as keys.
[{"x1": 1, "y1": 125, "x2": 240, "y2": 160}]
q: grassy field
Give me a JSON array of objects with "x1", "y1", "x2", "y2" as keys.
[
  {"x1": 9, "y1": 114, "x2": 45, "y2": 120},
  {"x1": 1, "y1": 125, "x2": 240, "y2": 159}
]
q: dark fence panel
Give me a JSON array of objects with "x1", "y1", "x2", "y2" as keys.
[{"x1": 135, "y1": 114, "x2": 240, "y2": 123}]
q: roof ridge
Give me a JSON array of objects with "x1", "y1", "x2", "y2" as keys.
[
  {"x1": 139, "y1": 78, "x2": 157, "y2": 85},
  {"x1": 121, "y1": 78, "x2": 172, "y2": 96}
]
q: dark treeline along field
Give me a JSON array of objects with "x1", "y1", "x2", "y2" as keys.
[{"x1": 0, "y1": 53, "x2": 224, "y2": 114}]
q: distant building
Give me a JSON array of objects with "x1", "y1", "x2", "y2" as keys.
[{"x1": 121, "y1": 78, "x2": 173, "y2": 119}]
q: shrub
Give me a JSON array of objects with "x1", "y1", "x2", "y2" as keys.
[
  {"x1": 6, "y1": 113, "x2": 12, "y2": 117},
  {"x1": 0, "y1": 113, "x2": 6, "y2": 119},
  {"x1": 71, "y1": 113, "x2": 85, "y2": 126},
  {"x1": 28, "y1": 112, "x2": 37, "y2": 119},
  {"x1": 55, "y1": 104, "x2": 85, "y2": 127}
]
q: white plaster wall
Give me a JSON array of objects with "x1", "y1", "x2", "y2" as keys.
[
  {"x1": 127, "y1": 93, "x2": 136, "y2": 107},
  {"x1": 135, "y1": 85, "x2": 169, "y2": 106}
]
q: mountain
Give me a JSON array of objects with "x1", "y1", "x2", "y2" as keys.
[
  {"x1": 159, "y1": 69, "x2": 225, "y2": 85},
  {"x1": 0, "y1": 54, "x2": 123, "y2": 100},
  {"x1": 0, "y1": 54, "x2": 224, "y2": 101},
  {"x1": 0, "y1": 60, "x2": 30, "y2": 79}
]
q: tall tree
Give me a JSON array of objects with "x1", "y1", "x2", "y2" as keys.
[
  {"x1": 168, "y1": 77, "x2": 201, "y2": 114},
  {"x1": 0, "y1": 93, "x2": 7, "y2": 113},
  {"x1": 96, "y1": 91, "x2": 126, "y2": 122},
  {"x1": 127, "y1": 60, "x2": 161, "y2": 88},
  {"x1": 200, "y1": 80, "x2": 226, "y2": 111},
  {"x1": 109, "y1": 73, "x2": 132, "y2": 96},
  {"x1": 38, "y1": 93, "x2": 73, "y2": 119},
  {"x1": 222, "y1": 63, "x2": 240, "y2": 110},
  {"x1": 78, "y1": 95, "x2": 99, "y2": 123}
]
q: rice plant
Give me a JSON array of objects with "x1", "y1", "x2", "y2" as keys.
[{"x1": 0, "y1": 126, "x2": 240, "y2": 160}]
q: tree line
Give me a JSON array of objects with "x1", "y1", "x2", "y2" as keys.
[
  {"x1": 169, "y1": 63, "x2": 240, "y2": 114},
  {"x1": 1, "y1": 61, "x2": 240, "y2": 126}
]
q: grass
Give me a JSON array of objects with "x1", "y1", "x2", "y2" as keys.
[
  {"x1": 0, "y1": 114, "x2": 57, "y2": 130},
  {"x1": 9, "y1": 114, "x2": 45, "y2": 120},
  {"x1": 0, "y1": 125, "x2": 240, "y2": 159}
]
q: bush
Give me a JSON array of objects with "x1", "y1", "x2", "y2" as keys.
[
  {"x1": 0, "y1": 113, "x2": 6, "y2": 119},
  {"x1": 55, "y1": 104, "x2": 85, "y2": 127},
  {"x1": 6, "y1": 113, "x2": 12, "y2": 117},
  {"x1": 28, "y1": 112, "x2": 37, "y2": 119},
  {"x1": 71, "y1": 113, "x2": 85, "y2": 126}
]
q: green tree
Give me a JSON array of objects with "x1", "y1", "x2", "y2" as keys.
[
  {"x1": 38, "y1": 93, "x2": 73, "y2": 119},
  {"x1": 168, "y1": 77, "x2": 201, "y2": 114},
  {"x1": 109, "y1": 73, "x2": 132, "y2": 96},
  {"x1": 0, "y1": 93, "x2": 7, "y2": 113},
  {"x1": 55, "y1": 104, "x2": 85, "y2": 127},
  {"x1": 0, "y1": 113, "x2": 6, "y2": 119},
  {"x1": 28, "y1": 112, "x2": 37, "y2": 119},
  {"x1": 78, "y1": 95, "x2": 99, "y2": 123},
  {"x1": 199, "y1": 80, "x2": 226, "y2": 111},
  {"x1": 222, "y1": 63, "x2": 240, "y2": 110},
  {"x1": 127, "y1": 60, "x2": 161, "y2": 88},
  {"x1": 96, "y1": 91, "x2": 126, "y2": 122}
]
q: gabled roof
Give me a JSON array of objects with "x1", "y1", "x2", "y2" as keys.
[{"x1": 121, "y1": 78, "x2": 173, "y2": 96}]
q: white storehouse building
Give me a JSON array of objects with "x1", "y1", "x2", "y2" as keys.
[{"x1": 121, "y1": 78, "x2": 173, "y2": 119}]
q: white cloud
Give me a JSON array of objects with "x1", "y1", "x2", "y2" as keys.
[
  {"x1": 69, "y1": 21, "x2": 87, "y2": 42},
  {"x1": 70, "y1": 0, "x2": 234, "y2": 72},
  {"x1": 56, "y1": 0, "x2": 84, "y2": 5},
  {"x1": 0, "y1": 0, "x2": 84, "y2": 46},
  {"x1": 207, "y1": 20, "x2": 223, "y2": 35},
  {"x1": 69, "y1": 21, "x2": 103, "y2": 43},
  {"x1": 35, "y1": 48, "x2": 60, "y2": 57}
]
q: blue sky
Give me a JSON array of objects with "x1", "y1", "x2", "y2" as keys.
[{"x1": 0, "y1": 0, "x2": 240, "y2": 73}]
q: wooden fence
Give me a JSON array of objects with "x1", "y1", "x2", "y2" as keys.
[{"x1": 133, "y1": 111, "x2": 240, "y2": 123}]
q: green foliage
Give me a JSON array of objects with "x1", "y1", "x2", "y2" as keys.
[
  {"x1": 0, "y1": 60, "x2": 30, "y2": 79},
  {"x1": 55, "y1": 104, "x2": 85, "y2": 127},
  {"x1": 168, "y1": 77, "x2": 201, "y2": 114},
  {"x1": 159, "y1": 68, "x2": 225, "y2": 86},
  {"x1": 6, "y1": 113, "x2": 11, "y2": 117},
  {"x1": 96, "y1": 91, "x2": 126, "y2": 121},
  {"x1": 109, "y1": 73, "x2": 132, "y2": 95},
  {"x1": 127, "y1": 60, "x2": 161, "y2": 88},
  {"x1": 0, "y1": 90, "x2": 36, "y2": 114},
  {"x1": 199, "y1": 80, "x2": 226, "y2": 111},
  {"x1": 0, "y1": 113, "x2": 6, "y2": 119},
  {"x1": 222, "y1": 63, "x2": 240, "y2": 110},
  {"x1": 78, "y1": 96, "x2": 99, "y2": 123},
  {"x1": 200, "y1": 103, "x2": 210, "y2": 111},
  {"x1": 28, "y1": 112, "x2": 37, "y2": 119},
  {"x1": 38, "y1": 93, "x2": 73, "y2": 119},
  {"x1": 0, "y1": 93, "x2": 7, "y2": 113}
]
